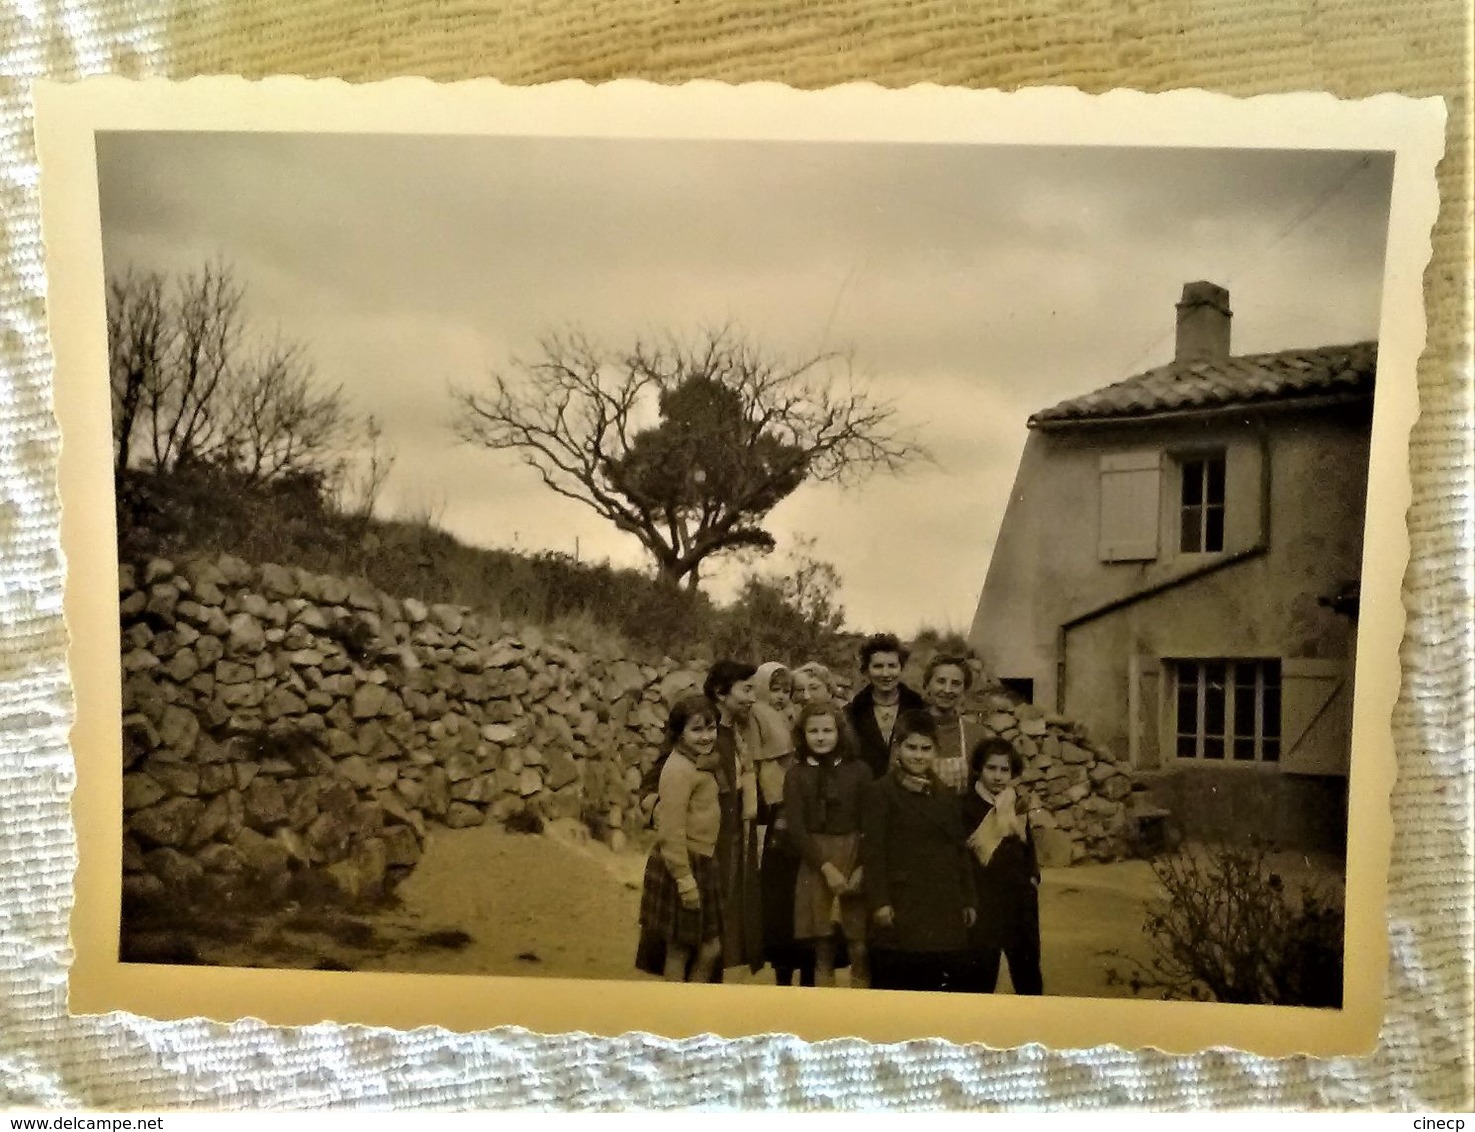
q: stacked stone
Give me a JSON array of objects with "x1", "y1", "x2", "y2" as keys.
[
  {"x1": 117, "y1": 551, "x2": 1133, "y2": 911},
  {"x1": 966, "y1": 690, "x2": 1135, "y2": 865},
  {"x1": 118, "y1": 554, "x2": 673, "y2": 908}
]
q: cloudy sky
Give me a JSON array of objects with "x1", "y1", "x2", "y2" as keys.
[{"x1": 96, "y1": 132, "x2": 1393, "y2": 635}]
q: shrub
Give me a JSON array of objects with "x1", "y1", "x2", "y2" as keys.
[
  {"x1": 911, "y1": 626, "x2": 972, "y2": 656},
  {"x1": 1106, "y1": 840, "x2": 1345, "y2": 1007},
  {"x1": 711, "y1": 542, "x2": 850, "y2": 665}
]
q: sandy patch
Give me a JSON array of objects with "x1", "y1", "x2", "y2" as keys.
[
  {"x1": 152, "y1": 822, "x2": 1340, "y2": 1003},
  {"x1": 358, "y1": 821, "x2": 653, "y2": 981},
  {"x1": 359, "y1": 823, "x2": 1162, "y2": 997}
]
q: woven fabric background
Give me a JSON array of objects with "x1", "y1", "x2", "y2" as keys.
[{"x1": 1, "y1": 0, "x2": 1470, "y2": 1111}]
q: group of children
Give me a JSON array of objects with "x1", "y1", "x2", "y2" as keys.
[{"x1": 635, "y1": 651, "x2": 1044, "y2": 995}]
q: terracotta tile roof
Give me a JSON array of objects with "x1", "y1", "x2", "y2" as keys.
[{"x1": 1029, "y1": 341, "x2": 1377, "y2": 428}]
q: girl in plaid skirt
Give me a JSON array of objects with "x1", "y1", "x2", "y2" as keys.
[{"x1": 635, "y1": 694, "x2": 727, "y2": 982}]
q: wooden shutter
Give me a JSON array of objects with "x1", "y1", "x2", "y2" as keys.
[
  {"x1": 1099, "y1": 450, "x2": 1161, "y2": 562},
  {"x1": 1280, "y1": 659, "x2": 1349, "y2": 777},
  {"x1": 1224, "y1": 438, "x2": 1268, "y2": 551},
  {"x1": 1128, "y1": 654, "x2": 1163, "y2": 770}
]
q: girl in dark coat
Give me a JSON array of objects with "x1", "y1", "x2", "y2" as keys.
[
  {"x1": 860, "y1": 710, "x2": 977, "y2": 993},
  {"x1": 955, "y1": 738, "x2": 1044, "y2": 995}
]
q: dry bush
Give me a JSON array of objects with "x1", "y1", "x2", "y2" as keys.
[{"x1": 1106, "y1": 840, "x2": 1345, "y2": 1007}]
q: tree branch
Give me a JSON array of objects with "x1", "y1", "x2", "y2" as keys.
[{"x1": 452, "y1": 325, "x2": 928, "y2": 587}]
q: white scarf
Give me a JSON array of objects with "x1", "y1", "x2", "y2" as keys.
[{"x1": 966, "y1": 781, "x2": 1028, "y2": 866}]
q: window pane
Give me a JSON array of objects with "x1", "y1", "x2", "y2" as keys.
[
  {"x1": 1204, "y1": 662, "x2": 1226, "y2": 735},
  {"x1": 1205, "y1": 505, "x2": 1225, "y2": 552},
  {"x1": 1262, "y1": 672, "x2": 1281, "y2": 739},
  {"x1": 1203, "y1": 736, "x2": 1225, "y2": 759},
  {"x1": 1180, "y1": 506, "x2": 1202, "y2": 552},
  {"x1": 1174, "y1": 662, "x2": 1201, "y2": 758},
  {"x1": 1262, "y1": 738, "x2": 1279, "y2": 763},
  {"x1": 1206, "y1": 456, "x2": 1226, "y2": 505},
  {"x1": 1233, "y1": 736, "x2": 1257, "y2": 760},
  {"x1": 1177, "y1": 684, "x2": 1197, "y2": 725},
  {"x1": 1182, "y1": 461, "x2": 1204, "y2": 505},
  {"x1": 1234, "y1": 670, "x2": 1257, "y2": 737},
  {"x1": 1204, "y1": 688, "x2": 1225, "y2": 734}
]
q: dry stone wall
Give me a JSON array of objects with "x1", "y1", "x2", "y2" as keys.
[
  {"x1": 117, "y1": 554, "x2": 1136, "y2": 911},
  {"x1": 119, "y1": 553, "x2": 687, "y2": 908}
]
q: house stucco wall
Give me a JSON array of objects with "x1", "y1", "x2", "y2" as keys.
[
  {"x1": 970, "y1": 401, "x2": 1370, "y2": 850},
  {"x1": 972, "y1": 422, "x2": 1277, "y2": 709}
]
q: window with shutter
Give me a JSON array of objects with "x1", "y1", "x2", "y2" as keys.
[{"x1": 1098, "y1": 450, "x2": 1161, "y2": 562}]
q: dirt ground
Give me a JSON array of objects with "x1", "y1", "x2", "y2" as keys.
[
  {"x1": 166, "y1": 822, "x2": 1341, "y2": 1001},
  {"x1": 356, "y1": 820, "x2": 655, "y2": 981},
  {"x1": 350, "y1": 821, "x2": 1168, "y2": 997}
]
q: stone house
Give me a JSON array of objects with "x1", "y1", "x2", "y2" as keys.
[{"x1": 970, "y1": 282, "x2": 1374, "y2": 853}]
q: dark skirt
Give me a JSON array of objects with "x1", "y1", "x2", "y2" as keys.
[
  {"x1": 717, "y1": 798, "x2": 765, "y2": 972},
  {"x1": 760, "y1": 825, "x2": 815, "y2": 973},
  {"x1": 635, "y1": 849, "x2": 724, "y2": 976}
]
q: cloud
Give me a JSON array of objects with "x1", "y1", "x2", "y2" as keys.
[{"x1": 96, "y1": 132, "x2": 1393, "y2": 635}]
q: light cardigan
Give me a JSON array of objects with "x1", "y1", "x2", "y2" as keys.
[{"x1": 656, "y1": 751, "x2": 722, "y2": 887}]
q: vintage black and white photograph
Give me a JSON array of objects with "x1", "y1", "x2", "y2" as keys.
[{"x1": 44, "y1": 80, "x2": 1437, "y2": 1048}]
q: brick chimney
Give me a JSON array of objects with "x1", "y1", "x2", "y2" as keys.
[{"x1": 1174, "y1": 281, "x2": 1232, "y2": 363}]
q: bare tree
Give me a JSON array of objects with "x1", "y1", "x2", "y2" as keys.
[
  {"x1": 222, "y1": 337, "x2": 352, "y2": 483},
  {"x1": 106, "y1": 260, "x2": 355, "y2": 487},
  {"x1": 148, "y1": 261, "x2": 240, "y2": 471},
  {"x1": 107, "y1": 267, "x2": 166, "y2": 478},
  {"x1": 452, "y1": 328, "x2": 925, "y2": 589}
]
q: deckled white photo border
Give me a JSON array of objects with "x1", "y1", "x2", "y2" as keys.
[{"x1": 37, "y1": 76, "x2": 1444, "y2": 1054}]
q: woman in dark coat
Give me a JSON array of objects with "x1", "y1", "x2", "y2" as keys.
[
  {"x1": 704, "y1": 659, "x2": 765, "y2": 978},
  {"x1": 751, "y1": 660, "x2": 816, "y2": 987},
  {"x1": 860, "y1": 710, "x2": 977, "y2": 993},
  {"x1": 844, "y1": 633, "x2": 926, "y2": 780}
]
